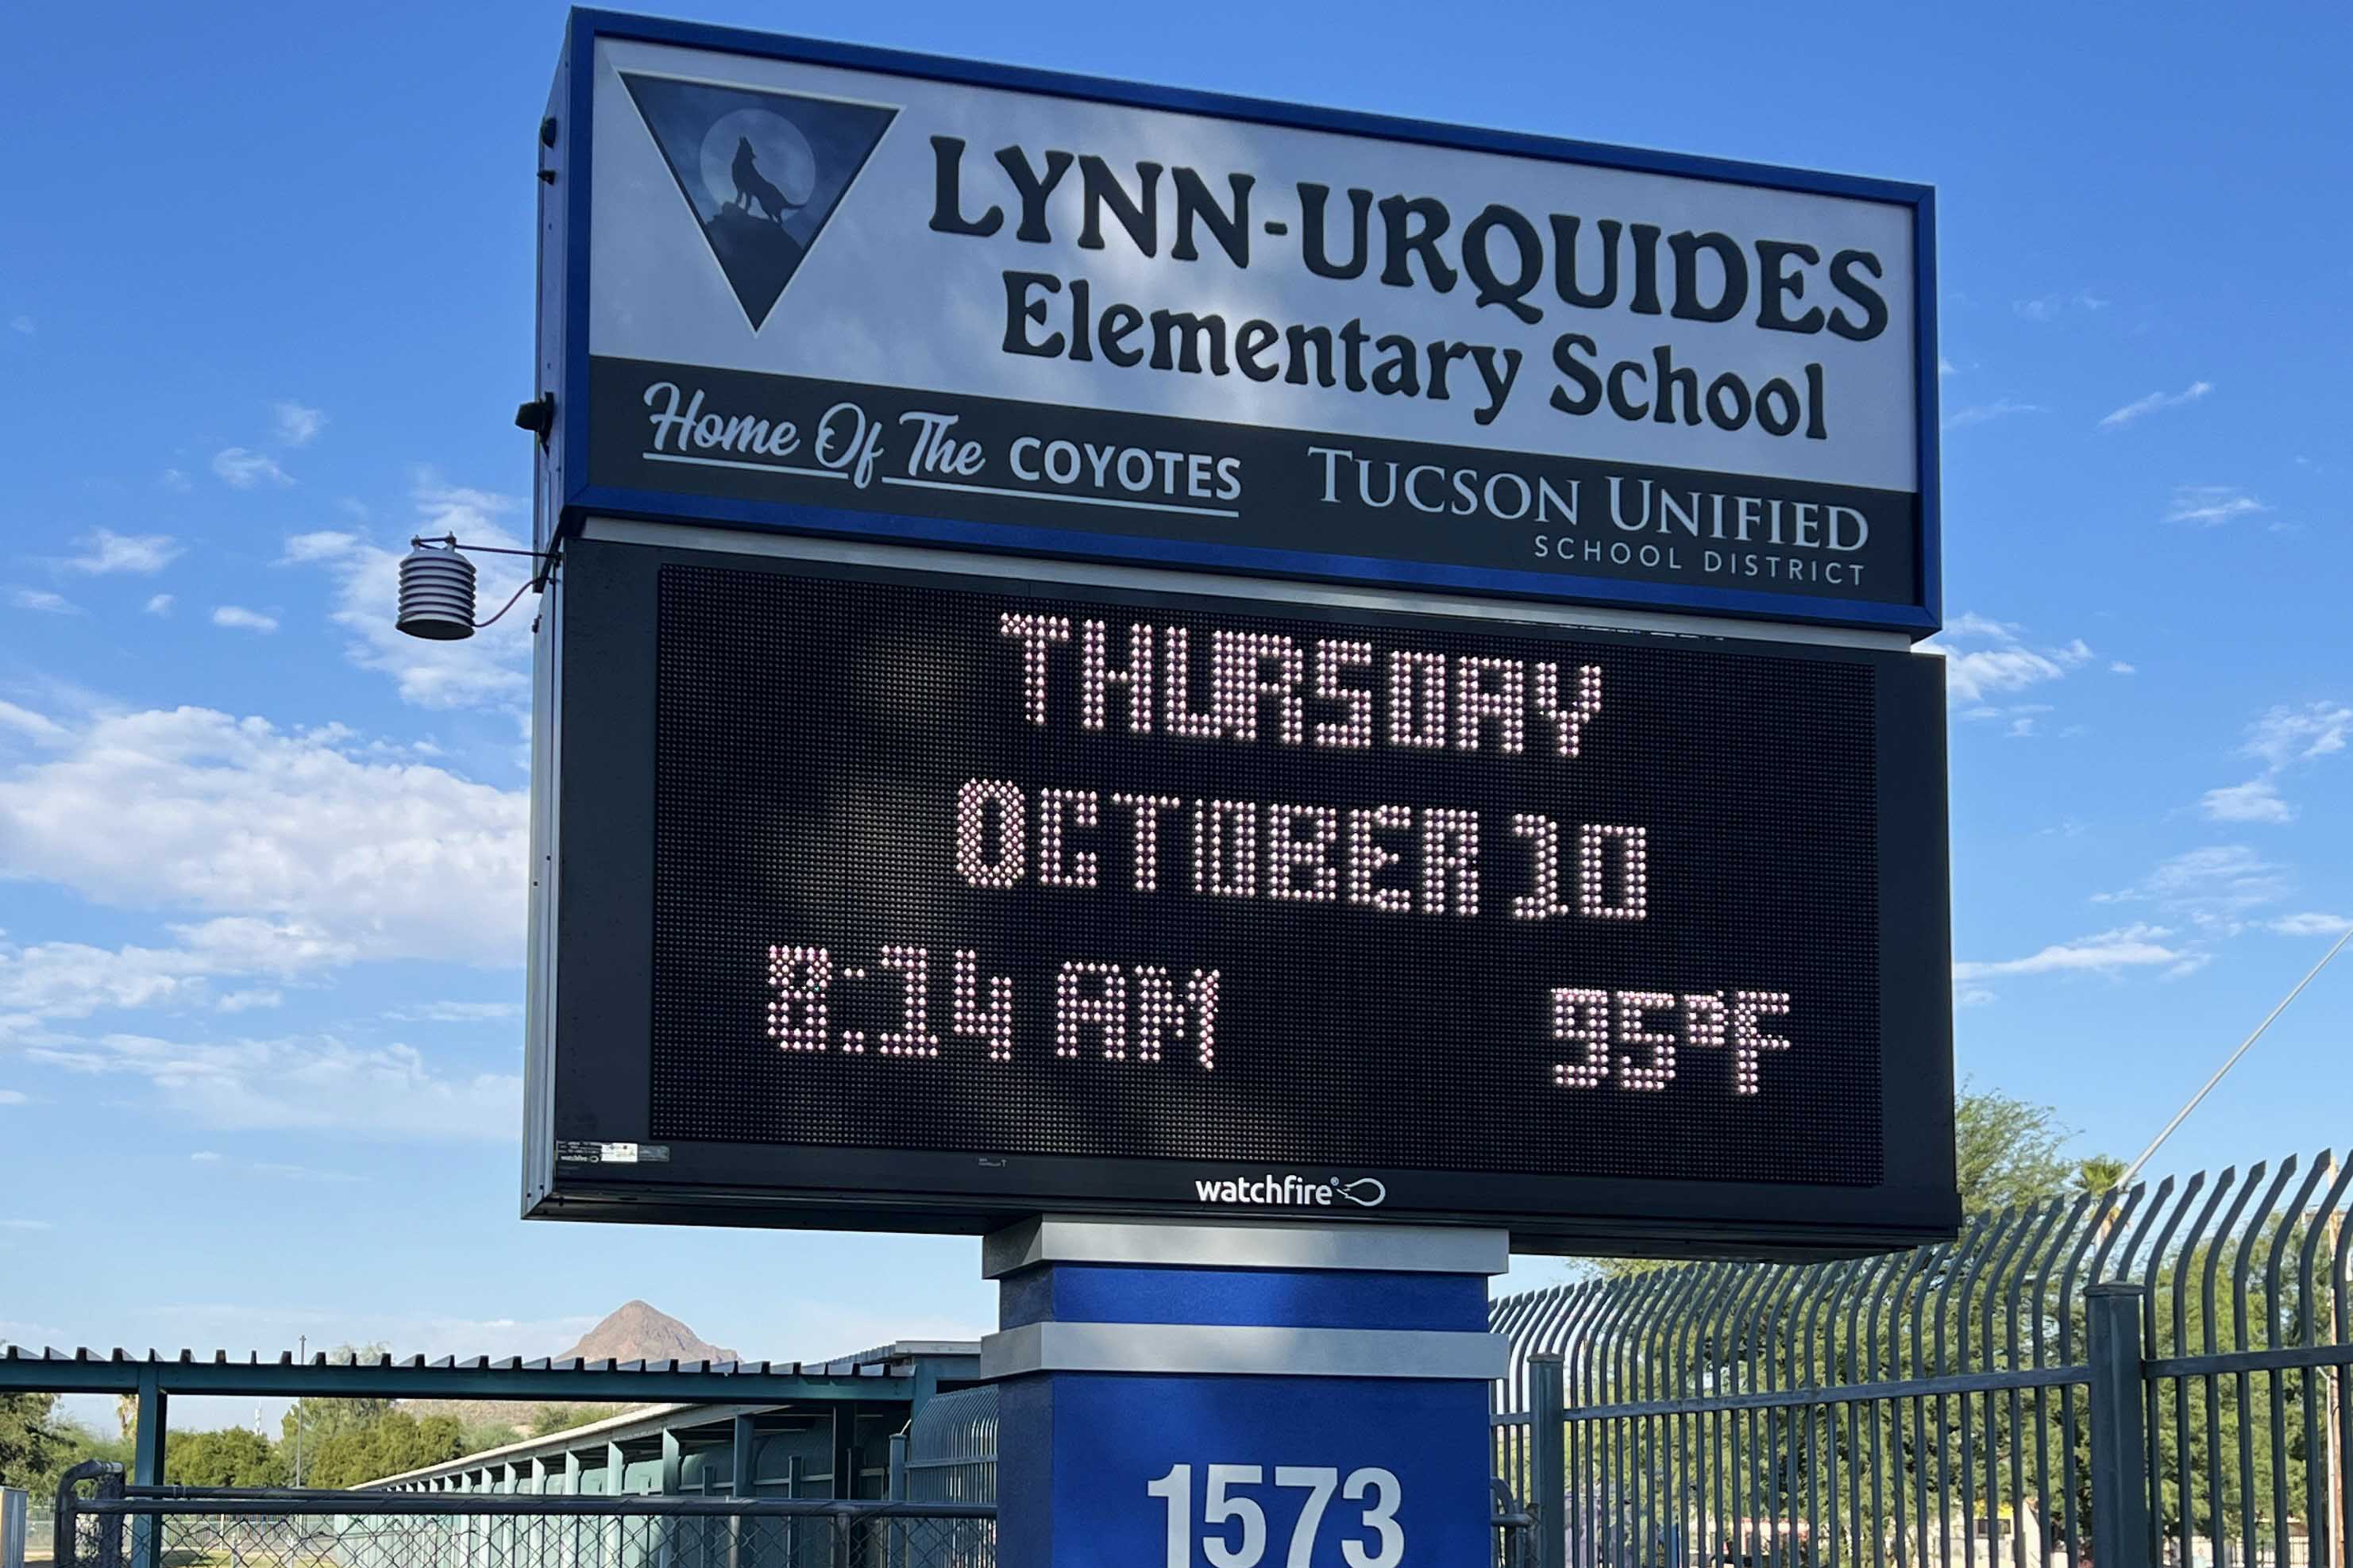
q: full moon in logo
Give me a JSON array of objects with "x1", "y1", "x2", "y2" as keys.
[{"x1": 698, "y1": 108, "x2": 816, "y2": 214}]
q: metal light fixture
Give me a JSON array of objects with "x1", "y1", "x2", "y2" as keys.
[{"x1": 395, "y1": 534, "x2": 556, "y2": 641}]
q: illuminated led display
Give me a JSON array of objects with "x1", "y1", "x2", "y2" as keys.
[{"x1": 642, "y1": 557, "x2": 1906, "y2": 1188}]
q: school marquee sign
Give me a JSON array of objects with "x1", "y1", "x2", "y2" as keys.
[{"x1": 521, "y1": 13, "x2": 1957, "y2": 1257}]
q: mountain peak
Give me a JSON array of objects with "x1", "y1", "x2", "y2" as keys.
[{"x1": 556, "y1": 1300, "x2": 740, "y2": 1365}]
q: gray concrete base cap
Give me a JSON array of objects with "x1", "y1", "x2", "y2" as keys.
[{"x1": 981, "y1": 1216, "x2": 1510, "y2": 1279}]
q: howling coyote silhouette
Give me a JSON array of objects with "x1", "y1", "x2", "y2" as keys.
[{"x1": 730, "y1": 137, "x2": 800, "y2": 224}]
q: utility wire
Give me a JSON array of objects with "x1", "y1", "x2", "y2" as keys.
[{"x1": 2114, "y1": 920, "x2": 2353, "y2": 1194}]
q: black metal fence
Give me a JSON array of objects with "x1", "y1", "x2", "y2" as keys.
[
  {"x1": 899, "y1": 1388, "x2": 995, "y2": 1506},
  {"x1": 1492, "y1": 1153, "x2": 2352, "y2": 1568},
  {"x1": 43, "y1": 1154, "x2": 2348, "y2": 1568},
  {"x1": 54, "y1": 1466, "x2": 993, "y2": 1568}
]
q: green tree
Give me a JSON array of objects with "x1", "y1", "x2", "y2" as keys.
[
  {"x1": 1952, "y1": 1081, "x2": 2075, "y2": 1214},
  {"x1": 166, "y1": 1427, "x2": 287, "y2": 1488},
  {"x1": 301, "y1": 1410, "x2": 465, "y2": 1489},
  {"x1": 279, "y1": 1341, "x2": 393, "y2": 1479},
  {"x1": 0, "y1": 1391, "x2": 63, "y2": 1489},
  {"x1": 2073, "y1": 1152, "x2": 2129, "y2": 1193},
  {"x1": 459, "y1": 1420, "x2": 528, "y2": 1456},
  {"x1": 1577, "y1": 1085, "x2": 2125, "y2": 1280},
  {"x1": 527, "y1": 1404, "x2": 604, "y2": 1438},
  {"x1": 23, "y1": 1420, "x2": 137, "y2": 1502}
]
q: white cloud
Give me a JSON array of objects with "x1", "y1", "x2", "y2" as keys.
[
  {"x1": 1954, "y1": 923, "x2": 2190, "y2": 980},
  {"x1": 285, "y1": 480, "x2": 535, "y2": 711},
  {"x1": 2269, "y1": 912, "x2": 2351, "y2": 937},
  {"x1": 1, "y1": 1220, "x2": 53, "y2": 1232},
  {"x1": 2109, "y1": 661, "x2": 2136, "y2": 676},
  {"x1": 2190, "y1": 700, "x2": 2351, "y2": 825},
  {"x1": 0, "y1": 1090, "x2": 26, "y2": 1105},
  {"x1": 0, "y1": 704, "x2": 527, "y2": 971},
  {"x1": 1927, "y1": 613, "x2": 2096, "y2": 703},
  {"x1": 215, "y1": 988, "x2": 283, "y2": 1013},
  {"x1": 272, "y1": 403, "x2": 327, "y2": 447},
  {"x1": 113, "y1": 1303, "x2": 603, "y2": 1364},
  {"x1": 0, "y1": 921, "x2": 353, "y2": 1026},
  {"x1": 145, "y1": 594, "x2": 175, "y2": 616},
  {"x1": 2014, "y1": 290, "x2": 2110, "y2": 322},
  {"x1": 0, "y1": 702, "x2": 67, "y2": 742},
  {"x1": 25, "y1": 1029, "x2": 518, "y2": 1141},
  {"x1": 2099, "y1": 381, "x2": 2212, "y2": 430},
  {"x1": 386, "y1": 1000, "x2": 522, "y2": 1023},
  {"x1": 1938, "y1": 356, "x2": 1958, "y2": 377},
  {"x1": 186, "y1": 1149, "x2": 360, "y2": 1182},
  {"x1": 0, "y1": 938, "x2": 214, "y2": 1019},
  {"x1": 9, "y1": 588, "x2": 83, "y2": 615},
  {"x1": 2165, "y1": 485, "x2": 2268, "y2": 526},
  {"x1": 2200, "y1": 778, "x2": 2294, "y2": 824},
  {"x1": 280, "y1": 531, "x2": 358, "y2": 563},
  {"x1": 213, "y1": 448, "x2": 293, "y2": 489},
  {"x1": 159, "y1": 468, "x2": 192, "y2": 493},
  {"x1": 7, "y1": 317, "x2": 33, "y2": 336},
  {"x1": 1942, "y1": 399, "x2": 2045, "y2": 432},
  {"x1": 1962, "y1": 701, "x2": 2053, "y2": 724},
  {"x1": 211, "y1": 605, "x2": 279, "y2": 634},
  {"x1": 59, "y1": 529, "x2": 182, "y2": 575},
  {"x1": 2243, "y1": 701, "x2": 2351, "y2": 769},
  {"x1": 2095, "y1": 844, "x2": 2289, "y2": 933}
]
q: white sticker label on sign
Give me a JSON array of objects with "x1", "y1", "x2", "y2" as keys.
[{"x1": 600, "y1": 1142, "x2": 641, "y2": 1164}]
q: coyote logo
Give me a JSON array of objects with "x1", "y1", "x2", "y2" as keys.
[
  {"x1": 730, "y1": 137, "x2": 800, "y2": 224},
  {"x1": 620, "y1": 73, "x2": 897, "y2": 329}
]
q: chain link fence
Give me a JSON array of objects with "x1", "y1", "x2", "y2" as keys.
[{"x1": 55, "y1": 1468, "x2": 993, "y2": 1568}]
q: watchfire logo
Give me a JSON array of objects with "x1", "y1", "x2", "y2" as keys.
[{"x1": 1194, "y1": 1173, "x2": 1388, "y2": 1209}]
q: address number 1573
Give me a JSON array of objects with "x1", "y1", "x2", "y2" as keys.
[{"x1": 1147, "y1": 1464, "x2": 1403, "y2": 1568}]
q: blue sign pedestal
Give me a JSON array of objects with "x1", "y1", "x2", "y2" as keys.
[{"x1": 982, "y1": 1218, "x2": 1509, "y2": 1568}]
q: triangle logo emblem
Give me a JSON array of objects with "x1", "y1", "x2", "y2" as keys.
[{"x1": 620, "y1": 73, "x2": 898, "y2": 331}]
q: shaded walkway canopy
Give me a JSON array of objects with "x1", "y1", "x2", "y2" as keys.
[{"x1": 0, "y1": 1341, "x2": 983, "y2": 1493}]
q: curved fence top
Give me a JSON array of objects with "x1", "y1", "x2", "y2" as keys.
[{"x1": 1491, "y1": 1150, "x2": 2351, "y2": 1414}]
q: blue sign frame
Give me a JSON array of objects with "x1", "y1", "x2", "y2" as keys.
[{"x1": 538, "y1": 9, "x2": 1941, "y2": 635}]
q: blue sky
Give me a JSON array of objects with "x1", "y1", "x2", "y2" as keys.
[{"x1": 2, "y1": 0, "x2": 2347, "y2": 1431}]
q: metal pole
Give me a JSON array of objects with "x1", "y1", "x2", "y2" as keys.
[
  {"x1": 2085, "y1": 1285, "x2": 2151, "y2": 1568},
  {"x1": 2326, "y1": 1355, "x2": 2345, "y2": 1568},
  {"x1": 1532, "y1": 1352, "x2": 1568, "y2": 1568},
  {"x1": 731, "y1": 1417, "x2": 756, "y2": 1568},
  {"x1": 2328, "y1": 1204, "x2": 2346, "y2": 1568},
  {"x1": 887, "y1": 1435, "x2": 908, "y2": 1568},
  {"x1": 658, "y1": 1432, "x2": 681, "y2": 1568},
  {"x1": 129, "y1": 1370, "x2": 166, "y2": 1568}
]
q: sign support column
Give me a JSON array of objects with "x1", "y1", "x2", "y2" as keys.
[{"x1": 982, "y1": 1217, "x2": 1510, "y2": 1568}]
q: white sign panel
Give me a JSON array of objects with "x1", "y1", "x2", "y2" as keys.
[{"x1": 541, "y1": 16, "x2": 1938, "y2": 630}]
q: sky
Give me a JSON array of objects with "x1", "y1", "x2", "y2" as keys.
[{"x1": 2, "y1": 0, "x2": 2347, "y2": 1435}]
